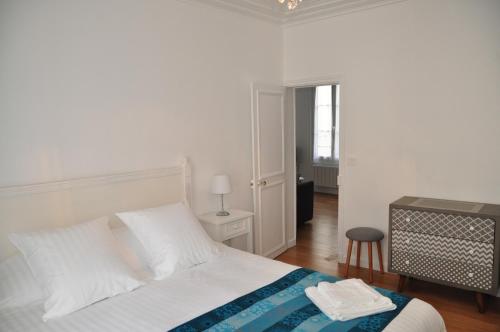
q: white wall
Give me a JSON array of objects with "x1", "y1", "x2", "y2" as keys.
[
  {"x1": 284, "y1": 0, "x2": 500, "y2": 265},
  {"x1": 0, "y1": 0, "x2": 283, "y2": 215},
  {"x1": 2, "y1": 0, "x2": 499, "y2": 263}
]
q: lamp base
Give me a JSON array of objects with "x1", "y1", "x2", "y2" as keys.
[{"x1": 216, "y1": 210, "x2": 230, "y2": 216}]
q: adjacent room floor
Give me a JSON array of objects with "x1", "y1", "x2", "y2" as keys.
[
  {"x1": 278, "y1": 193, "x2": 339, "y2": 273},
  {"x1": 276, "y1": 195, "x2": 500, "y2": 332}
]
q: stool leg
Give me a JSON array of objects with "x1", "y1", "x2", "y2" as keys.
[
  {"x1": 368, "y1": 242, "x2": 373, "y2": 283},
  {"x1": 344, "y1": 239, "x2": 353, "y2": 278},
  {"x1": 376, "y1": 240, "x2": 384, "y2": 274},
  {"x1": 356, "y1": 241, "x2": 361, "y2": 268}
]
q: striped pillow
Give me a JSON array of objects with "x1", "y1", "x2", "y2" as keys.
[
  {"x1": 0, "y1": 254, "x2": 45, "y2": 309},
  {"x1": 9, "y1": 217, "x2": 144, "y2": 321},
  {"x1": 117, "y1": 203, "x2": 219, "y2": 280}
]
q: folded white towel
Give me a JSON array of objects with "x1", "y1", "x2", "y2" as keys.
[
  {"x1": 305, "y1": 279, "x2": 396, "y2": 321},
  {"x1": 317, "y1": 279, "x2": 382, "y2": 308}
]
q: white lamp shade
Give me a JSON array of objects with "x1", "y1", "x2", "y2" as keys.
[{"x1": 211, "y1": 174, "x2": 232, "y2": 194}]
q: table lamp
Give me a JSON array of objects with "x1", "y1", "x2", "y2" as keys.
[{"x1": 211, "y1": 174, "x2": 232, "y2": 216}]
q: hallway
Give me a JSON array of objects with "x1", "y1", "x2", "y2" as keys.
[{"x1": 277, "y1": 193, "x2": 339, "y2": 275}]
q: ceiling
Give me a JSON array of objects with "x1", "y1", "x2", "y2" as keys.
[{"x1": 188, "y1": 0, "x2": 407, "y2": 25}]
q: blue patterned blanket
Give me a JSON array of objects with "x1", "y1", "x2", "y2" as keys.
[{"x1": 170, "y1": 268, "x2": 411, "y2": 332}]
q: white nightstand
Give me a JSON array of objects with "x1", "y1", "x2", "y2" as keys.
[{"x1": 198, "y1": 209, "x2": 254, "y2": 253}]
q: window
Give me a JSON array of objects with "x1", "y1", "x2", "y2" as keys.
[{"x1": 313, "y1": 85, "x2": 340, "y2": 164}]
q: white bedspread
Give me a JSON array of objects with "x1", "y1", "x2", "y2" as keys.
[{"x1": 0, "y1": 245, "x2": 445, "y2": 332}]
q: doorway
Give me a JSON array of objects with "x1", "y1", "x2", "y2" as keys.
[{"x1": 278, "y1": 83, "x2": 341, "y2": 273}]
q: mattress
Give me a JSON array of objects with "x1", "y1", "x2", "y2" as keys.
[{"x1": 0, "y1": 245, "x2": 445, "y2": 332}]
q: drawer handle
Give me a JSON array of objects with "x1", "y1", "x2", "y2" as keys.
[
  {"x1": 468, "y1": 272, "x2": 474, "y2": 278},
  {"x1": 405, "y1": 239, "x2": 410, "y2": 245},
  {"x1": 469, "y1": 226, "x2": 474, "y2": 231},
  {"x1": 405, "y1": 260, "x2": 410, "y2": 265},
  {"x1": 405, "y1": 217, "x2": 411, "y2": 222},
  {"x1": 469, "y1": 249, "x2": 475, "y2": 254}
]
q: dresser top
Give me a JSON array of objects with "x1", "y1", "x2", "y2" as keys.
[{"x1": 391, "y1": 196, "x2": 500, "y2": 216}]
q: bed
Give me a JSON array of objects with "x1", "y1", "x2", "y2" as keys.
[{"x1": 0, "y1": 158, "x2": 445, "y2": 332}]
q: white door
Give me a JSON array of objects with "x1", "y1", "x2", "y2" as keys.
[{"x1": 251, "y1": 83, "x2": 287, "y2": 258}]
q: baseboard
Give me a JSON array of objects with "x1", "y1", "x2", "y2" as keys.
[
  {"x1": 314, "y1": 186, "x2": 338, "y2": 195},
  {"x1": 287, "y1": 239, "x2": 296, "y2": 248},
  {"x1": 266, "y1": 246, "x2": 288, "y2": 259},
  {"x1": 338, "y1": 253, "x2": 385, "y2": 271},
  {"x1": 338, "y1": 262, "x2": 399, "y2": 278}
]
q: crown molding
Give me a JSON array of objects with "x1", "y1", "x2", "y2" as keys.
[
  {"x1": 184, "y1": 0, "x2": 408, "y2": 26},
  {"x1": 183, "y1": 0, "x2": 283, "y2": 24},
  {"x1": 282, "y1": 0, "x2": 408, "y2": 26}
]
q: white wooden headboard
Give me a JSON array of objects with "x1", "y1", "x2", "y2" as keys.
[{"x1": 0, "y1": 157, "x2": 192, "y2": 260}]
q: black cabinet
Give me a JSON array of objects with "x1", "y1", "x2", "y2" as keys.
[{"x1": 297, "y1": 181, "x2": 314, "y2": 225}]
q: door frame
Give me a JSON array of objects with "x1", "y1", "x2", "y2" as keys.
[{"x1": 283, "y1": 75, "x2": 347, "y2": 259}]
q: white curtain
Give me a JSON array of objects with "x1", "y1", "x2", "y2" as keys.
[
  {"x1": 333, "y1": 85, "x2": 340, "y2": 163},
  {"x1": 313, "y1": 85, "x2": 338, "y2": 164}
]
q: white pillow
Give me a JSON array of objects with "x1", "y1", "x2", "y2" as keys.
[
  {"x1": 9, "y1": 217, "x2": 144, "y2": 321},
  {"x1": 116, "y1": 203, "x2": 219, "y2": 280},
  {"x1": 0, "y1": 254, "x2": 45, "y2": 309}
]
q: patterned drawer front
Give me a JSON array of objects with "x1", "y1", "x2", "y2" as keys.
[
  {"x1": 392, "y1": 208, "x2": 495, "y2": 243},
  {"x1": 392, "y1": 230, "x2": 494, "y2": 267},
  {"x1": 391, "y1": 250, "x2": 493, "y2": 291}
]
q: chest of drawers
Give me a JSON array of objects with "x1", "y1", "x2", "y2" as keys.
[{"x1": 389, "y1": 196, "x2": 500, "y2": 312}]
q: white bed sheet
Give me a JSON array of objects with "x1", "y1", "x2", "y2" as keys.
[{"x1": 0, "y1": 245, "x2": 445, "y2": 332}]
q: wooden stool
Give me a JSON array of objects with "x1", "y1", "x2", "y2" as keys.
[{"x1": 344, "y1": 227, "x2": 384, "y2": 283}]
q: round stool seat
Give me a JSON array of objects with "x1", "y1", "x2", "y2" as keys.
[{"x1": 346, "y1": 227, "x2": 384, "y2": 242}]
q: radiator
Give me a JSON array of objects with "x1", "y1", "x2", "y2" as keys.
[{"x1": 313, "y1": 165, "x2": 338, "y2": 189}]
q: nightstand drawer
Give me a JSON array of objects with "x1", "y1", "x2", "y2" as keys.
[{"x1": 223, "y1": 219, "x2": 249, "y2": 238}]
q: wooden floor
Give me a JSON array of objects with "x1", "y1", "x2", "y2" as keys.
[{"x1": 276, "y1": 193, "x2": 500, "y2": 332}]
